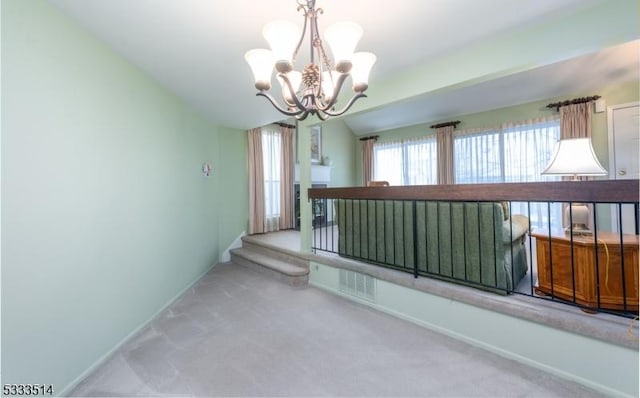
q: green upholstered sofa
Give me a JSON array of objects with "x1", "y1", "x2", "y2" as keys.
[{"x1": 334, "y1": 199, "x2": 529, "y2": 294}]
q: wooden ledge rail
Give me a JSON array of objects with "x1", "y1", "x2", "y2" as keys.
[{"x1": 308, "y1": 180, "x2": 639, "y2": 203}]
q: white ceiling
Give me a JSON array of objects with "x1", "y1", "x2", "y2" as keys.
[
  {"x1": 47, "y1": 0, "x2": 638, "y2": 132},
  {"x1": 343, "y1": 40, "x2": 640, "y2": 134}
]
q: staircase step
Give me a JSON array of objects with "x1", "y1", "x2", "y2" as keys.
[
  {"x1": 240, "y1": 237, "x2": 308, "y2": 268},
  {"x1": 230, "y1": 247, "x2": 309, "y2": 287}
]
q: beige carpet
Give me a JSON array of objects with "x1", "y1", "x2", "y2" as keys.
[{"x1": 70, "y1": 262, "x2": 603, "y2": 397}]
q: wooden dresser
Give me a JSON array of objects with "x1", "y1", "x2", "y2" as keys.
[{"x1": 531, "y1": 229, "x2": 639, "y2": 312}]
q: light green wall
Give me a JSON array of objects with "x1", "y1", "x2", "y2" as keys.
[
  {"x1": 217, "y1": 126, "x2": 249, "y2": 252},
  {"x1": 309, "y1": 262, "x2": 638, "y2": 397},
  {"x1": 1, "y1": 0, "x2": 246, "y2": 393},
  {"x1": 314, "y1": 119, "x2": 357, "y2": 187},
  {"x1": 354, "y1": 80, "x2": 640, "y2": 182}
]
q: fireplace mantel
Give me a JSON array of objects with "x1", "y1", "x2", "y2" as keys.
[{"x1": 294, "y1": 164, "x2": 331, "y2": 184}]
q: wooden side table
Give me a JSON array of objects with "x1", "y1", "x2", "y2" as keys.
[{"x1": 531, "y1": 229, "x2": 639, "y2": 312}]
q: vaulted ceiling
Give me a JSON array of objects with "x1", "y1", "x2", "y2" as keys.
[
  {"x1": 48, "y1": 0, "x2": 639, "y2": 132},
  {"x1": 343, "y1": 40, "x2": 640, "y2": 134}
]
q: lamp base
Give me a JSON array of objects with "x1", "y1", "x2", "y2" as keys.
[
  {"x1": 564, "y1": 203, "x2": 591, "y2": 236},
  {"x1": 565, "y1": 224, "x2": 592, "y2": 236}
]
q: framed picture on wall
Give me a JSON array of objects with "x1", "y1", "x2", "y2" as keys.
[{"x1": 310, "y1": 126, "x2": 322, "y2": 164}]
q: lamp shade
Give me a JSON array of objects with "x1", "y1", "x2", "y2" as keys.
[
  {"x1": 324, "y1": 22, "x2": 363, "y2": 71},
  {"x1": 262, "y1": 21, "x2": 300, "y2": 65},
  {"x1": 351, "y1": 52, "x2": 376, "y2": 92},
  {"x1": 277, "y1": 71, "x2": 302, "y2": 103},
  {"x1": 542, "y1": 138, "x2": 607, "y2": 177},
  {"x1": 244, "y1": 49, "x2": 274, "y2": 90}
]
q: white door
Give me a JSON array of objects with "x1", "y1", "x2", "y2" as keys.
[{"x1": 607, "y1": 102, "x2": 639, "y2": 234}]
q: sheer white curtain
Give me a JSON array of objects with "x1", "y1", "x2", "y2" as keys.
[
  {"x1": 262, "y1": 128, "x2": 282, "y2": 232},
  {"x1": 406, "y1": 138, "x2": 438, "y2": 185},
  {"x1": 373, "y1": 136, "x2": 437, "y2": 185},
  {"x1": 503, "y1": 118, "x2": 562, "y2": 228},
  {"x1": 454, "y1": 128, "x2": 503, "y2": 184},
  {"x1": 453, "y1": 117, "x2": 562, "y2": 228},
  {"x1": 502, "y1": 118, "x2": 561, "y2": 182},
  {"x1": 373, "y1": 140, "x2": 404, "y2": 185}
]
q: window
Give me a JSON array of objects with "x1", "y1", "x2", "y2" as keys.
[
  {"x1": 454, "y1": 119, "x2": 560, "y2": 183},
  {"x1": 372, "y1": 118, "x2": 562, "y2": 229},
  {"x1": 262, "y1": 128, "x2": 281, "y2": 230},
  {"x1": 373, "y1": 137, "x2": 437, "y2": 185},
  {"x1": 502, "y1": 120, "x2": 561, "y2": 183},
  {"x1": 454, "y1": 118, "x2": 562, "y2": 228},
  {"x1": 454, "y1": 129, "x2": 503, "y2": 184}
]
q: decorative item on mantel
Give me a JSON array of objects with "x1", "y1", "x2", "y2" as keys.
[
  {"x1": 310, "y1": 126, "x2": 322, "y2": 164},
  {"x1": 322, "y1": 155, "x2": 332, "y2": 166},
  {"x1": 244, "y1": 0, "x2": 376, "y2": 121},
  {"x1": 294, "y1": 163, "x2": 331, "y2": 184}
]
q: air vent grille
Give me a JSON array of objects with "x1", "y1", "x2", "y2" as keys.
[{"x1": 338, "y1": 269, "x2": 377, "y2": 302}]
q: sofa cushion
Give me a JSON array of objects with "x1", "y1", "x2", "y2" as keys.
[{"x1": 502, "y1": 214, "x2": 529, "y2": 243}]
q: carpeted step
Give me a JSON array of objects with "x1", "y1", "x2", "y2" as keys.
[
  {"x1": 240, "y1": 236, "x2": 308, "y2": 268},
  {"x1": 230, "y1": 247, "x2": 309, "y2": 287}
]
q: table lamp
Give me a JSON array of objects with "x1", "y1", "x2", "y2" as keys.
[{"x1": 542, "y1": 137, "x2": 608, "y2": 235}]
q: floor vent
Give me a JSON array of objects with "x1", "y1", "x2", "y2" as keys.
[{"x1": 338, "y1": 269, "x2": 377, "y2": 302}]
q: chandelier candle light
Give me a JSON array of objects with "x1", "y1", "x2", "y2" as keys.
[{"x1": 245, "y1": 0, "x2": 376, "y2": 121}]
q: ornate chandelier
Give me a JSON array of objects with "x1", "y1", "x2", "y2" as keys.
[{"x1": 245, "y1": 0, "x2": 376, "y2": 121}]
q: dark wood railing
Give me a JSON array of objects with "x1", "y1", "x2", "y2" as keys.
[
  {"x1": 308, "y1": 180, "x2": 639, "y2": 318},
  {"x1": 309, "y1": 180, "x2": 639, "y2": 203}
]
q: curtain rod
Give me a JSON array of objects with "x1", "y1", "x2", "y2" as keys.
[
  {"x1": 430, "y1": 121, "x2": 460, "y2": 129},
  {"x1": 359, "y1": 135, "x2": 379, "y2": 141},
  {"x1": 546, "y1": 95, "x2": 600, "y2": 111},
  {"x1": 275, "y1": 122, "x2": 296, "y2": 129}
]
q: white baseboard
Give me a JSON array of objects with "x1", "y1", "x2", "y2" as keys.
[
  {"x1": 58, "y1": 262, "x2": 217, "y2": 396},
  {"x1": 220, "y1": 231, "x2": 246, "y2": 263}
]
